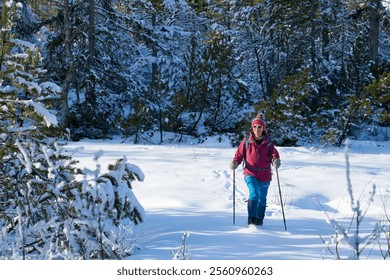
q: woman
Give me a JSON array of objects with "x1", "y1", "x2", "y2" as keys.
[{"x1": 230, "y1": 113, "x2": 281, "y2": 226}]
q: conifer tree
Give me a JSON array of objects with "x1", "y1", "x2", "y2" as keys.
[
  {"x1": 0, "y1": 1, "x2": 145, "y2": 259},
  {"x1": 0, "y1": 0, "x2": 73, "y2": 259}
]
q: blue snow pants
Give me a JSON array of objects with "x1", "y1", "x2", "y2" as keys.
[{"x1": 244, "y1": 175, "x2": 270, "y2": 219}]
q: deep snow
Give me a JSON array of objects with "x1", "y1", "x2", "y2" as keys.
[{"x1": 63, "y1": 136, "x2": 389, "y2": 260}]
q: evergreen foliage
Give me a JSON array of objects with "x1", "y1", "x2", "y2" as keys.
[
  {"x1": 1, "y1": 0, "x2": 388, "y2": 260},
  {"x1": 363, "y1": 71, "x2": 390, "y2": 139},
  {"x1": 0, "y1": 1, "x2": 145, "y2": 259},
  {"x1": 10, "y1": 0, "x2": 387, "y2": 145}
]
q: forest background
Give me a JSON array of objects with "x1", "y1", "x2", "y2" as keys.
[
  {"x1": 2, "y1": 0, "x2": 390, "y2": 146},
  {"x1": 0, "y1": 0, "x2": 390, "y2": 260}
]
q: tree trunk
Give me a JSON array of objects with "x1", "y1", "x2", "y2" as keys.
[
  {"x1": 368, "y1": 0, "x2": 380, "y2": 63},
  {"x1": 310, "y1": 0, "x2": 318, "y2": 76},
  {"x1": 59, "y1": 0, "x2": 74, "y2": 129},
  {"x1": 86, "y1": 0, "x2": 96, "y2": 105}
]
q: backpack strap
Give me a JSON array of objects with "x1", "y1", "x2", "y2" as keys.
[
  {"x1": 242, "y1": 135, "x2": 249, "y2": 168},
  {"x1": 267, "y1": 141, "x2": 272, "y2": 161}
]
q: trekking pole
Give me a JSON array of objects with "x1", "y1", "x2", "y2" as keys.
[
  {"x1": 232, "y1": 169, "x2": 236, "y2": 225},
  {"x1": 276, "y1": 168, "x2": 287, "y2": 231}
]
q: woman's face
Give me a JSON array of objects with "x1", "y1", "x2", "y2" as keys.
[{"x1": 252, "y1": 125, "x2": 264, "y2": 139}]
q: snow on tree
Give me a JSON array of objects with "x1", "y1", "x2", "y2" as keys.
[
  {"x1": 0, "y1": 1, "x2": 145, "y2": 259},
  {"x1": 70, "y1": 154, "x2": 145, "y2": 259}
]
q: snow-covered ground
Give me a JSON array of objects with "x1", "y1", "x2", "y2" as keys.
[
  {"x1": 64, "y1": 136, "x2": 389, "y2": 261},
  {"x1": 2, "y1": 136, "x2": 389, "y2": 279}
]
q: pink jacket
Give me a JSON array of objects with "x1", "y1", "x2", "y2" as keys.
[{"x1": 233, "y1": 133, "x2": 280, "y2": 182}]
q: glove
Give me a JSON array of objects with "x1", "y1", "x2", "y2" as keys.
[
  {"x1": 230, "y1": 161, "x2": 238, "y2": 170},
  {"x1": 272, "y1": 158, "x2": 281, "y2": 169}
]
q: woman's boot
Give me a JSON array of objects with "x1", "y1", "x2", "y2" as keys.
[{"x1": 257, "y1": 205, "x2": 266, "y2": 226}]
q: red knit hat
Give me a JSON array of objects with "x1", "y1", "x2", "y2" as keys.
[{"x1": 251, "y1": 113, "x2": 266, "y2": 130}]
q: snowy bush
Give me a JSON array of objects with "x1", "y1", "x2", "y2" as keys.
[
  {"x1": 377, "y1": 188, "x2": 390, "y2": 259},
  {"x1": 71, "y1": 155, "x2": 145, "y2": 259},
  {"x1": 319, "y1": 141, "x2": 385, "y2": 259},
  {"x1": 171, "y1": 231, "x2": 191, "y2": 260},
  {"x1": 0, "y1": 144, "x2": 145, "y2": 260},
  {"x1": 0, "y1": 139, "x2": 82, "y2": 259}
]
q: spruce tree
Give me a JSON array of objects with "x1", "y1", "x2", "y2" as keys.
[{"x1": 1, "y1": 1, "x2": 145, "y2": 259}]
